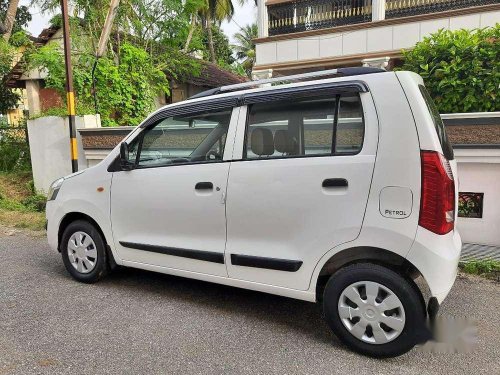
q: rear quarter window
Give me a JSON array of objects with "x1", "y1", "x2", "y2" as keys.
[{"x1": 418, "y1": 85, "x2": 454, "y2": 160}]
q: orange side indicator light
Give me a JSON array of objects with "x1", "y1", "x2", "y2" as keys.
[{"x1": 97, "y1": 187, "x2": 104, "y2": 192}]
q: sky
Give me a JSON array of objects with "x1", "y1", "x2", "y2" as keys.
[{"x1": 21, "y1": 0, "x2": 257, "y2": 43}]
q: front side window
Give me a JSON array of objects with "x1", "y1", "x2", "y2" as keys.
[
  {"x1": 128, "y1": 109, "x2": 232, "y2": 168},
  {"x1": 244, "y1": 94, "x2": 364, "y2": 159}
]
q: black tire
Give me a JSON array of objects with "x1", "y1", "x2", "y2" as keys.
[
  {"x1": 60, "y1": 220, "x2": 108, "y2": 283},
  {"x1": 323, "y1": 263, "x2": 425, "y2": 358}
]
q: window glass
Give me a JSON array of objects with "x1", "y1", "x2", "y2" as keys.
[
  {"x1": 131, "y1": 109, "x2": 232, "y2": 167},
  {"x1": 244, "y1": 94, "x2": 363, "y2": 159},
  {"x1": 419, "y1": 85, "x2": 454, "y2": 160},
  {"x1": 336, "y1": 95, "x2": 364, "y2": 154}
]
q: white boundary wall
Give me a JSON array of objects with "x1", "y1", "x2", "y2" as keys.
[{"x1": 27, "y1": 115, "x2": 101, "y2": 193}]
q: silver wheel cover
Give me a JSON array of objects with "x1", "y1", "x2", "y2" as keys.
[
  {"x1": 338, "y1": 281, "x2": 406, "y2": 345},
  {"x1": 67, "y1": 231, "x2": 98, "y2": 274}
]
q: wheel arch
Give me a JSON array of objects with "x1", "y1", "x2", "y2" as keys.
[
  {"x1": 57, "y1": 212, "x2": 118, "y2": 269},
  {"x1": 314, "y1": 246, "x2": 429, "y2": 310}
]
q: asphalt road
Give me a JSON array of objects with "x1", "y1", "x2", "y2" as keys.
[{"x1": 1, "y1": 228, "x2": 499, "y2": 375}]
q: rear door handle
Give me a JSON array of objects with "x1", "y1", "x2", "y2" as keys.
[
  {"x1": 195, "y1": 182, "x2": 213, "y2": 190},
  {"x1": 322, "y1": 178, "x2": 348, "y2": 188}
]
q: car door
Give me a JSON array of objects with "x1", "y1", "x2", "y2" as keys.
[
  {"x1": 225, "y1": 88, "x2": 378, "y2": 290},
  {"x1": 110, "y1": 106, "x2": 239, "y2": 277}
]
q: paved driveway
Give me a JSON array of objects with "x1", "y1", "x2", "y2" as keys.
[{"x1": 0, "y1": 229, "x2": 499, "y2": 375}]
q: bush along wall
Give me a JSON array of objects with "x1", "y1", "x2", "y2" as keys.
[{"x1": 400, "y1": 25, "x2": 499, "y2": 113}]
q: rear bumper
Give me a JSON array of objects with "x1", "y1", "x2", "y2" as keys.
[{"x1": 407, "y1": 227, "x2": 462, "y2": 304}]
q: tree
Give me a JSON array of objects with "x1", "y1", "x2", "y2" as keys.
[
  {"x1": 233, "y1": 23, "x2": 257, "y2": 77},
  {"x1": 0, "y1": 0, "x2": 30, "y2": 37},
  {"x1": 1, "y1": 0, "x2": 20, "y2": 41},
  {"x1": 201, "y1": 24, "x2": 234, "y2": 66},
  {"x1": 0, "y1": 38, "x2": 19, "y2": 114},
  {"x1": 400, "y1": 26, "x2": 500, "y2": 113},
  {"x1": 187, "y1": 0, "x2": 241, "y2": 63}
]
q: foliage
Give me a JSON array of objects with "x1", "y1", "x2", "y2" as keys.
[
  {"x1": 198, "y1": 24, "x2": 235, "y2": 66},
  {"x1": 458, "y1": 193, "x2": 483, "y2": 218},
  {"x1": 460, "y1": 260, "x2": 500, "y2": 280},
  {"x1": 0, "y1": 0, "x2": 32, "y2": 35},
  {"x1": 233, "y1": 23, "x2": 257, "y2": 77},
  {"x1": 0, "y1": 172, "x2": 46, "y2": 230},
  {"x1": 0, "y1": 122, "x2": 31, "y2": 172},
  {"x1": 27, "y1": 40, "x2": 172, "y2": 126},
  {"x1": 400, "y1": 25, "x2": 500, "y2": 113},
  {"x1": 0, "y1": 38, "x2": 19, "y2": 114},
  {"x1": 8, "y1": 30, "x2": 31, "y2": 47}
]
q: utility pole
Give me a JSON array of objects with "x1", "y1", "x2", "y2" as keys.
[{"x1": 60, "y1": 0, "x2": 78, "y2": 172}]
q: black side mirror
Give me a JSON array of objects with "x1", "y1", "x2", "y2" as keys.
[{"x1": 119, "y1": 142, "x2": 134, "y2": 170}]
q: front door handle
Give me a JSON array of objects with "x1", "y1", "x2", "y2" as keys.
[
  {"x1": 195, "y1": 182, "x2": 213, "y2": 190},
  {"x1": 322, "y1": 178, "x2": 348, "y2": 188}
]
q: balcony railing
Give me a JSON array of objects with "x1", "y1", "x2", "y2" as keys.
[
  {"x1": 386, "y1": 0, "x2": 499, "y2": 19},
  {"x1": 266, "y1": 0, "x2": 498, "y2": 37},
  {"x1": 268, "y1": 0, "x2": 372, "y2": 36}
]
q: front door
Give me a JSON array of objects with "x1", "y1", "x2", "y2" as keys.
[
  {"x1": 225, "y1": 92, "x2": 378, "y2": 290},
  {"x1": 110, "y1": 106, "x2": 238, "y2": 277}
]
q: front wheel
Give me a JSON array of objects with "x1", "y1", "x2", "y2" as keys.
[
  {"x1": 60, "y1": 220, "x2": 108, "y2": 283},
  {"x1": 323, "y1": 263, "x2": 425, "y2": 358}
]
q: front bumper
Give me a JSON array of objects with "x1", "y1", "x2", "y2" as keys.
[
  {"x1": 46, "y1": 200, "x2": 60, "y2": 253},
  {"x1": 407, "y1": 227, "x2": 462, "y2": 304}
]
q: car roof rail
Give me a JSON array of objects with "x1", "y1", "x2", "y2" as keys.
[{"x1": 189, "y1": 67, "x2": 385, "y2": 100}]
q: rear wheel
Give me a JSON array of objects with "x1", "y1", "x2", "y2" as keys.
[
  {"x1": 323, "y1": 263, "x2": 425, "y2": 358},
  {"x1": 61, "y1": 220, "x2": 108, "y2": 283}
]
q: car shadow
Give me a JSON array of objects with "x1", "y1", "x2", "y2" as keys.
[{"x1": 47, "y1": 256, "x2": 341, "y2": 348}]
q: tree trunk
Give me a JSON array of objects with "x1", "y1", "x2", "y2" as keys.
[
  {"x1": 205, "y1": 13, "x2": 216, "y2": 63},
  {"x1": 2, "y1": 0, "x2": 20, "y2": 41},
  {"x1": 182, "y1": 15, "x2": 196, "y2": 53}
]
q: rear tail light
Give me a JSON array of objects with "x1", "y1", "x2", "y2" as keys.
[{"x1": 419, "y1": 151, "x2": 455, "y2": 235}]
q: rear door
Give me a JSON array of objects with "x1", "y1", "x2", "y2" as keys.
[{"x1": 225, "y1": 87, "x2": 379, "y2": 290}]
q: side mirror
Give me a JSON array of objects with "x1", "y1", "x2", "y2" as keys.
[{"x1": 119, "y1": 142, "x2": 134, "y2": 170}]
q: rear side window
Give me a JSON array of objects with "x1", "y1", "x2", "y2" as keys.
[
  {"x1": 244, "y1": 94, "x2": 364, "y2": 159},
  {"x1": 419, "y1": 85, "x2": 454, "y2": 160}
]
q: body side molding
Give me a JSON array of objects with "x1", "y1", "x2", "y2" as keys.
[
  {"x1": 231, "y1": 254, "x2": 303, "y2": 272},
  {"x1": 119, "y1": 242, "x2": 225, "y2": 264}
]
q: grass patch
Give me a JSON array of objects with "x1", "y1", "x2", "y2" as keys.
[
  {"x1": 0, "y1": 208, "x2": 45, "y2": 230},
  {"x1": 0, "y1": 172, "x2": 46, "y2": 231},
  {"x1": 459, "y1": 259, "x2": 500, "y2": 280}
]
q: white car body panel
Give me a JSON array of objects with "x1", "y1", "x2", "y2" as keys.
[{"x1": 46, "y1": 71, "x2": 461, "y2": 306}]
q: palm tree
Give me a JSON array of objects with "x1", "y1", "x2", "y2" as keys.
[
  {"x1": 233, "y1": 23, "x2": 256, "y2": 77},
  {"x1": 184, "y1": 0, "x2": 247, "y2": 63},
  {"x1": 1, "y1": 0, "x2": 20, "y2": 41}
]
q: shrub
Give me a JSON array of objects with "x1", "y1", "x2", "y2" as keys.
[{"x1": 400, "y1": 25, "x2": 500, "y2": 113}]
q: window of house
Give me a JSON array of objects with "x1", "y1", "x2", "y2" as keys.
[
  {"x1": 127, "y1": 109, "x2": 232, "y2": 168},
  {"x1": 244, "y1": 94, "x2": 363, "y2": 159},
  {"x1": 458, "y1": 192, "x2": 484, "y2": 218}
]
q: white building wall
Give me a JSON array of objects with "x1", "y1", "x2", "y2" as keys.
[{"x1": 255, "y1": 9, "x2": 500, "y2": 67}]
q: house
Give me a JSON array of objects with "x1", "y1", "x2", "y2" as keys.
[
  {"x1": 253, "y1": 0, "x2": 500, "y2": 78},
  {"x1": 6, "y1": 26, "x2": 247, "y2": 119}
]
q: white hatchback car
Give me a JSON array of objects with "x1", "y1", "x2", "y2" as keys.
[{"x1": 46, "y1": 68, "x2": 461, "y2": 357}]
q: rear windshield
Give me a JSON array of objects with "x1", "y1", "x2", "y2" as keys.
[{"x1": 419, "y1": 85, "x2": 454, "y2": 160}]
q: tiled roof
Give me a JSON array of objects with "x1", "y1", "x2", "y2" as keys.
[
  {"x1": 443, "y1": 115, "x2": 500, "y2": 147},
  {"x1": 186, "y1": 62, "x2": 247, "y2": 87}
]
